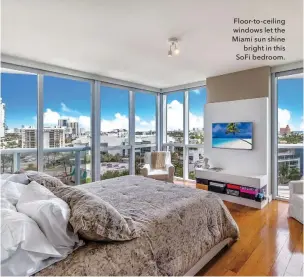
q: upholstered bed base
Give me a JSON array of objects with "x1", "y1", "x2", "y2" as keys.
[{"x1": 184, "y1": 238, "x2": 234, "y2": 276}]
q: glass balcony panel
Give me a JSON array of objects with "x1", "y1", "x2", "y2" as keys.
[
  {"x1": 188, "y1": 147, "x2": 204, "y2": 180},
  {"x1": 100, "y1": 150, "x2": 129, "y2": 180},
  {"x1": 164, "y1": 145, "x2": 183, "y2": 178}
]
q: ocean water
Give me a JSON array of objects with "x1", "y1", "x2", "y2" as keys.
[{"x1": 212, "y1": 137, "x2": 252, "y2": 149}]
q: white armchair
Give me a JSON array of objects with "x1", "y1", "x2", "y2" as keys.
[
  {"x1": 288, "y1": 180, "x2": 304, "y2": 224},
  {"x1": 140, "y1": 151, "x2": 175, "y2": 183}
]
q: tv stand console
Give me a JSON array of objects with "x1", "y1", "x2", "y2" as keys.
[{"x1": 195, "y1": 168, "x2": 269, "y2": 209}]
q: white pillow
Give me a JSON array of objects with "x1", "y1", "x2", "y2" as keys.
[
  {"x1": 0, "y1": 197, "x2": 16, "y2": 211},
  {"x1": 1, "y1": 209, "x2": 62, "y2": 276},
  {"x1": 1, "y1": 179, "x2": 25, "y2": 205},
  {"x1": 17, "y1": 181, "x2": 83, "y2": 256},
  {"x1": 1, "y1": 173, "x2": 29, "y2": 184}
]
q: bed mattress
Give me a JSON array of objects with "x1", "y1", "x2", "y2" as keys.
[{"x1": 36, "y1": 175, "x2": 239, "y2": 276}]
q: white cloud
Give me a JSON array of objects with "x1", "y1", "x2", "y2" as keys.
[
  {"x1": 101, "y1": 113, "x2": 129, "y2": 132},
  {"x1": 136, "y1": 116, "x2": 155, "y2": 131},
  {"x1": 278, "y1": 108, "x2": 291, "y2": 128},
  {"x1": 79, "y1": 116, "x2": 91, "y2": 131},
  {"x1": 167, "y1": 100, "x2": 204, "y2": 131},
  {"x1": 44, "y1": 108, "x2": 60, "y2": 126}
]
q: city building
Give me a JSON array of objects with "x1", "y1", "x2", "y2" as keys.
[
  {"x1": 58, "y1": 119, "x2": 69, "y2": 128},
  {"x1": 278, "y1": 147, "x2": 303, "y2": 175},
  {"x1": 21, "y1": 128, "x2": 65, "y2": 148},
  {"x1": 280, "y1": 125, "x2": 291, "y2": 135},
  {"x1": 21, "y1": 128, "x2": 36, "y2": 148},
  {"x1": 0, "y1": 98, "x2": 6, "y2": 138},
  {"x1": 68, "y1": 121, "x2": 79, "y2": 138}
]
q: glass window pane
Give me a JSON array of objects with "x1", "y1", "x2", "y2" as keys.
[
  {"x1": 189, "y1": 87, "x2": 206, "y2": 144},
  {"x1": 164, "y1": 145, "x2": 183, "y2": 178},
  {"x1": 100, "y1": 86, "x2": 129, "y2": 145},
  {"x1": 100, "y1": 86, "x2": 129, "y2": 180},
  {"x1": 101, "y1": 151, "x2": 129, "y2": 180},
  {"x1": 188, "y1": 147, "x2": 204, "y2": 180},
  {"x1": 43, "y1": 75, "x2": 91, "y2": 184},
  {"x1": 135, "y1": 92, "x2": 156, "y2": 143},
  {"x1": 166, "y1": 91, "x2": 184, "y2": 143},
  {"x1": 277, "y1": 74, "x2": 304, "y2": 198},
  {"x1": 1, "y1": 69, "x2": 38, "y2": 173}
]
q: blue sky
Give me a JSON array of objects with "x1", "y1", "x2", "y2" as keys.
[
  {"x1": 1, "y1": 73, "x2": 303, "y2": 132},
  {"x1": 277, "y1": 78, "x2": 303, "y2": 130}
]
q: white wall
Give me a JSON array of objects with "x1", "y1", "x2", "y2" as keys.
[{"x1": 204, "y1": 97, "x2": 268, "y2": 175}]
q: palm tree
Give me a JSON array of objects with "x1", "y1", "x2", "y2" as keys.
[
  {"x1": 225, "y1": 123, "x2": 239, "y2": 135},
  {"x1": 225, "y1": 123, "x2": 252, "y2": 146},
  {"x1": 278, "y1": 163, "x2": 290, "y2": 184},
  {"x1": 288, "y1": 167, "x2": 301, "y2": 181}
]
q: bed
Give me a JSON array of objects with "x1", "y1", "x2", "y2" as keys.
[{"x1": 35, "y1": 175, "x2": 239, "y2": 276}]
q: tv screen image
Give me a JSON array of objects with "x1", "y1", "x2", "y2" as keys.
[{"x1": 212, "y1": 122, "x2": 253, "y2": 150}]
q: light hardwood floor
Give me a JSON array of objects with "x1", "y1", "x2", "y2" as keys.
[{"x1": 174, "y1": 181, "x2": 303, "y2": 276}]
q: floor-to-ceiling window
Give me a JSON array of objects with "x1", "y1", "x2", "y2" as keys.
[
  {"x1": 276, "y1": 71, "x2": 303, "y2": 199},
  {"x1": 164, "y1": 91, "x2": 184, "y2": 178},
  {"x1": 135, "y1": 92, "x2": 156, "y2": 174},
  {"x1": 43, "y1": 75, "x2": 91, "y2": 184},
  {"x1": 100, "y1": 86, "x2": 130, "y2": 180},
  {"x1": 1, "y1": 69, "x2": 38, "y2": 173},
  {"x1": 162, "y1": 87, "x2": 206, "y2": 180},
  {"x1": 188, "y1": 87, "x2": 206, "y2": 179}
]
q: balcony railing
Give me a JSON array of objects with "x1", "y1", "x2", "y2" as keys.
[
  {"x1": 1, "y1": 146, "x2": 90, "y2": 185},
  {"x1": 1, "y1": 143, "x2": 303, "y2": 188}
]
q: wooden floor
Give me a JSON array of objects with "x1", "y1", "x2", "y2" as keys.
[
  {"x1": 174, "y1": 180, "x2": 303, "y2": 276},
  {"x1": 196, "y1": 201, "x2": 303, "y2": 276}
]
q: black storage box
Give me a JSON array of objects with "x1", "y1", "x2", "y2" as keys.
[
  {"x1": 196, "y1": 178, "x2": 209, "y2": 185},
  {"x1": 208, "y1": 181, "x2": 226, "y2": 194}
]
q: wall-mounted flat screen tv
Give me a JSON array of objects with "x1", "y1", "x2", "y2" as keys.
[{"x1": 212, "y1": 122, "x2": 253, "y2": 150}]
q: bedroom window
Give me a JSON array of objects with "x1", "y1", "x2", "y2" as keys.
[
  {"x1": 166, "y1": 91, "x2": 184, "y2": 143},
  {"x1": 189, "y1": 87, "x2": 206, "y2": 145},
  {"x1": 100, "y1": 86, "x2": 130, "y2": 180},
  {"x1": 162, "y1": 87, "x2": 206, "y2": 181},
  {"x1": 0, "y1": 69, "x2": 38, "y2": 173},
  {"x1": 275, "y1": 71, "x2": 303, "y2": 199},
  {"x1": 43, "y1": 75, "x2": 91, "y2": 185},
  {"x1": 135, "y1": 92, "x2": 156, "y2": 175}
]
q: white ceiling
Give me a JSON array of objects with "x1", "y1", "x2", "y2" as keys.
[{"x1": 1, "y1": 0, "x2": 303, "y2": 88}]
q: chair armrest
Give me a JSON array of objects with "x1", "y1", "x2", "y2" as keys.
[
  {"x1": 140, "y1": 164, "x2": 150, "y2": 177},
  {"x1": 165, "y1": 163, "x2": 175, "y2": 183},
  {"x1": 289, "y1": 180, "x2": 304, "y2": 195},
  {"x1": 165, "y1": 163, "x2": 174, "y2": 171}
]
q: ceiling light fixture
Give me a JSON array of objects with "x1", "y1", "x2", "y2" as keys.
[
  {"x1": 168, "y1": 37, "x2": 180, "y2": 57},
  {"x1": 168, "y1": 45, "x2": 173, "y2": 57}
]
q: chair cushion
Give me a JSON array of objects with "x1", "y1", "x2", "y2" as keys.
[
  {"x1": 148, "y1": 169, "x2": 168, "y2": 176},
  {"x1": 151, "y1": 152, "x2": 166, "y2": 170}
]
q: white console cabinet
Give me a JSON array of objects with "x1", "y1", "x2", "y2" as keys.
[{"x1": 195, "y1": 168, "x2": 269, "y2": 209}]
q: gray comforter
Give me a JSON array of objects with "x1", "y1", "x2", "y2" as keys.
[{"x1": 37, "y1": 176, "x2": 239, "y2": 276}]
